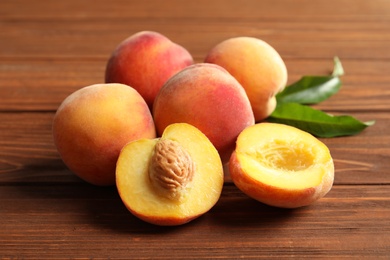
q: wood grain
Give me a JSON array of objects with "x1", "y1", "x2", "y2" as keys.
[
  {"x1": 1, "y1": 184, "x2": 389, "y2": 258},
  {"x1": 0, "y1": 112, "x2": 388, "y2": 185},
  {"x1": 0, "y1": 0, "x2": 389, "y2": 258},
  {"x1": 1, "y1": 59, "x2": 389, "y2": 112}
]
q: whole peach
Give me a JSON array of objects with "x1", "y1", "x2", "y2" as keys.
[
  {"x1": 52, "y1": 83, "x2": 156, "y2": 186},
  {"x1": 205, "y1": 37, "x2": 288, "y2": 121},
  {"x1": 153, "y1": 63, "x2": 255, "y2": 162},
  {"x1": 105, "y1": 31, "x2": 193, "y2": 109}
]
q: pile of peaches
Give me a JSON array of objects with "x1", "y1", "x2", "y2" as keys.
[{"x1": 52, "y1": 31, "x2": 334, "y2": 226}]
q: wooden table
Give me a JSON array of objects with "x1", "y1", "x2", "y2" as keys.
[{"x1": 1, "y1": 0, "x2": 389, "y2": 258}]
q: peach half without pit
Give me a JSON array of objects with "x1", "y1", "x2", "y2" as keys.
[
  {"x1": 116, "y1": 123, "x2": 224, "y2": 226},
  {"x1": 52, "y1": 83, "x2": 156, "y2": 186},
  {"x1": 229, "y1": 123, "x2": 334, "y2": 208}
]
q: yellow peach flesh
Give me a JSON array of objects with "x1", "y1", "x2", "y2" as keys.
[
  {"x1": 229, "y1": 123, "x2": 334, "y2": 208},
  {"x1": 116, "y1": 123, "x2": 224, "y2": 225}
]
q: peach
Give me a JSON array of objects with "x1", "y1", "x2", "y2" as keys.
[
  {"x1": 116, "y1": 123, "x2": 224, "y2": 226},
  {"x1": 229, "y1": 123, "x2": 334, "y2": 208},
  {"x1": 52, "y1": 83, "x2": 156, "y2": 186},
  {"x1": 152, "y1": 63, "x2": 255, "y2": 163},
  {"x1": 205, "y1": 37, "x2": 288, "y2": 122},
  {"x1": 105, "y1": 31, "x2": 193, "y2": 108}
]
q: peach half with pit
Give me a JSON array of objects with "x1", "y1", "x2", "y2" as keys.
[
  {"x1": 229, "y1": 123, "x2": 334, "y2": 208},
  {"x1": 52, "y1": 83, "x2": 156, "y2": 186},
  {"x1": 105, "y1": 31, "x2": 193, "y2": 108},
  {"x1": 153, "y1": 63, "x2": 255, "y2": 163},
  {"x1": 116, "y1": 123, "x2": 224, "y2": 226},
  {"x1": 205, "y1": 37, "x2": 288, "y2": 122}
]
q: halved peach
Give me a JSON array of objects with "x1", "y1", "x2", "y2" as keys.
[
  {"x1": 116, "y1": 123, "x2": 224, "y2": 226},
  {"x1": 229, "y1": 123, "x2": 334, "y2": 208}
]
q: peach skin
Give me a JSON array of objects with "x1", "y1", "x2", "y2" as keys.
[
  {"x1": 153, "y1": 63, "x2": 255, "y2": 163},
  {"x1": 52, "y1": 83, "x2": 156, "y2": 186},
  {"x1": 229, "y1": 123, "x2": 334, "y2": 208},
  {"x1": 105, "y1": 31, "x2": 193, "y2": 109},
  {"x1": 116, "y1": 123, "x2": 224, "y2": 226},
  {"x1": 205, "y1": 37, "x2": 288, "y2": 121}
]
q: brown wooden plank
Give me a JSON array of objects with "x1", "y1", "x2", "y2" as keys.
[
  {"x1": 1, "y1": 0, "x2": 390, "y2": 19},
  {"x1": 1, "y1": 184, "x2": 389, "y2": 258},
  {"x1": 0, "y1": 1, "x2": 389, "y2": 258},
  {"x1": 0, "y1": 18, "x2": 389, "y2": 60},
  {"x1": 0, "y1": 60, "x2": 105, "y2": 111},
  {"x1": 1, "y1": 59, "x2": 389, "y2": 112},
  {"x1": 0, "y1": 112, "x2": 81, "y2": 184},
  {"x1": 0, "y1": 112, "x2": 388, "y2": 185},
  {"x1": 0, "y1": 1, "x2": 390, "y2": 60}
]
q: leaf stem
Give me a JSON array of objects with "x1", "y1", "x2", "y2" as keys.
[{"x1": 332, "y1": 56, "x2": 344, "y2": 77}]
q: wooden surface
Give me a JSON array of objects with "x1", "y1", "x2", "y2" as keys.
[{"x1": 1, "y1": 0, "x2": 389, "y2": 258}]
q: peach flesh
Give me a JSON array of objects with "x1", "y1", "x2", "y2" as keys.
[
  {"x1": 229, "y1": 123, "x2": 334, "y2": 208},
  {"x1": 116, "y1": 123, "x2": 224, "y2": 226}
]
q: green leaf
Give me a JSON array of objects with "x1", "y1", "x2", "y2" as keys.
[
  {"x1": 268, "y1": 103, "x2": 375, "y2": 138},
  {"x1": 268, "y1": 57, "x2": 374, "y2": 137},
  {"x1": 276, "y1": 76, "x2": 341, "y2": 105},
  {"x1": 276, "y1": 56, "x2": 344, "y2": 105}
]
